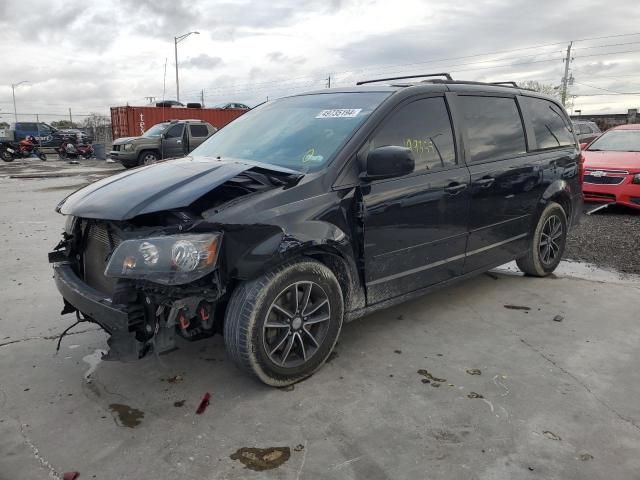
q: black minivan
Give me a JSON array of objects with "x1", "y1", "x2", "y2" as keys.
[{"x1": 50, "y1": 74, "x2": 582, "y2": 386}]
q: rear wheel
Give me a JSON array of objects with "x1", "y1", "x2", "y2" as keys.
[
  {"x1": 516, "y1": 201, "x2": 567, "y2": 277},
  {"x1": 224, "y1": 259, "x2": 344, "y2": 386}
]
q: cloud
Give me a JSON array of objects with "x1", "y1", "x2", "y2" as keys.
[
  {"x1": 0, "y1": 0, "x2": 638, "y2": 120},
  {"x1": 181, "y1": 54, "x2": 223, "y2": 69}
]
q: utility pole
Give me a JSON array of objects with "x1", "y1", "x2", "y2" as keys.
[
  {"x1": 201, "y1": 89, "x2": 205, "y2": 107},
  {"x1": 11, "y1": 81, "x2": 29, "y2": 122},
  {"x1": 174, "y1": 31, "x2": 200, "y2": 103},
  {"x1": 69, "y1": 108, "x2": 73, "y2": 125},
  {"x1": 560, "y1": 42, "x2": 573, "y2": 107},
  {"x1": 326, "y1": 75, "x2": 331, "y2": 88}
]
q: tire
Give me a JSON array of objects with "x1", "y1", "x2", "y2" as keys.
[
  {"x1": 224, "y1": 259, "x2": 344, "y2": 386},
  {"x1": 120, "y1": 160, "x2": 137, "y2": 169},
  {"x1": 138, "y1": 150, "x2": 159, "y2": 166},
  {"x1": 1, "y1": 150, "x2": 14, "y2": 162},
  {"x1": 516, "y1": 201, "x2": 567, "y2": 277}
]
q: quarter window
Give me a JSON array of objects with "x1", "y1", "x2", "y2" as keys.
[
  {"x1": 458, "y1": 96, "x2": 526, "y2": 162},
  {"x1": 189, "y1": 124, "x2": 209, "y2": 137},
  {"x1": 370, "y1": 97, "x2": 456, "y2": 172},
  {"x1": 521, "y1": 96, "x2": 574, "y2": 149}
]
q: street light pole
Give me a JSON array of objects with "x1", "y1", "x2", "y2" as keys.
[
  {"x1": 11, "y1": 81, "x2": 29, "y2": 122},
  {"x1": 174, "y1": 31, "x2": 199, "y2": 103}
]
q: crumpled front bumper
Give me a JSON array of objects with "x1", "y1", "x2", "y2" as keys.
[
  {"x1": 53, "y1": 262, "x2": 146, "y2": 360},
  {"x1": 53, "y1": 262, "x2": 129, "y2": 334}
]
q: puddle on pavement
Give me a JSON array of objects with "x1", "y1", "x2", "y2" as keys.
[
  {"x1": 504, "y1": 304, "x2": 531, "y2": 311},
  {"x1": 543, "y1": 430, "x2": 561, "y2": 441},
  {"x1": 161, "y1": 375, "x2": 184, "y2": 384},
  {"x1": 493, "y1": 260, "x2": 640, "y2": 285},
  {"x1": 230, "y1": 447, "x2": 291, "y2": 471},
  {"x1": 417, "y1": 369, "x2": 446, "y2": 386},
  {"x1": 109, "y1": 404, "x2": 144, "y2": 428},
  {"x1": 82, "y1": 349, "x2": 107, "y2": 383}
]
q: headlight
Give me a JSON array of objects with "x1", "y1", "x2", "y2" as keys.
[
  {"x1": 104, "y1": 233, "x2": 221, "y2": 285},
  {"x1": 123, "y1": 143, "x2": 134, "y2": 151},
  {"x1": 632, "y1": 173, "x2": 640, "y2": 184}
]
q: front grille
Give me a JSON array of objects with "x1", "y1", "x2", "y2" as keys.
[
  {"x1": 584, "y1": 191, "x2": 616, "y2": 201},
  {"x1": 82, "y1": 222, "x2": 121, "y2": 295},
  {"x1": 584, "y1": 175, "x2": 625, "y2": 185}
]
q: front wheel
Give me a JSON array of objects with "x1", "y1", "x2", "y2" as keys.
[
  {"x1": 1, "y1": 150, "x2": 14, "y2": 162},
  {"x1": 224, "y1": 259, "x2": 344, "y2": 386},
  {"x1": 516, "y1": 201, "x2": 567, "y2": 277},
  {"x1": 138, "y1": 151, "x2": 158, "y2": 166}
]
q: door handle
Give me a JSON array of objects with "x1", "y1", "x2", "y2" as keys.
[
  {"x1": 444, "y1": 182, "x2": 468, "y2": 195},
  {"x1": 473, "y1": 177, "x2": 495, "y2": 188}
]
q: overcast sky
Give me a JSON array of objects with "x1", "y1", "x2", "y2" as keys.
[{"x1": 1, "y1": 0, "x2": 639, "y2": 124}]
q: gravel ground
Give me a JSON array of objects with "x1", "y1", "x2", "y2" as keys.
[{"x1": 566, "y1": 203, "x2": 640, "y2": 275}]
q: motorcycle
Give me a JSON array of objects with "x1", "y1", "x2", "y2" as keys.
[
  {"x1": 56, "y1": 138, "x2": 94, "y2": 160},
  {"x1": 0, "y1": 138, "x2": 47, "y2": 162}
]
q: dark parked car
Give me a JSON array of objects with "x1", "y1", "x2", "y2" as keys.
[
  {"x1": 49, "y1": 74, "x2": 582, "y2": 386},
  {"x1": 213, "y1": 102, "x2": 250, "y2": 110},
  {"x1": 573, "y1": 120, "x2": 602, "y2": 145},
  {"x1": 10, "y1": 123, "x2": 92, "y2": 147}
]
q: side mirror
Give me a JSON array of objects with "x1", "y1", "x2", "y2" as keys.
[
  {"x1": 579, "y1": 142, "x2": 588, "y2": 151},
  {"x1": 362, "y1": 146, "x2": 415, "y2": 181}
]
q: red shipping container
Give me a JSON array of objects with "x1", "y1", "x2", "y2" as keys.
[{"x1": 110, "y1": 106, "x2": 246, "y2": 139}]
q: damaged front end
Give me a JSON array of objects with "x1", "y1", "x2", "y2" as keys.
[{"x1": 48, "y1": 159, "x2": 302, "y2": 360}]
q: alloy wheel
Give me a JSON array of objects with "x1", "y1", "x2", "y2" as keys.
[
  {"x1": 142, "y1": 154, "x2": 157, "y2": 165},
  {"x1": 539, "y1": 214, "x2": 563, "y2": 265},
  {"x1": 262, "y1": 281, "x2": 331, "y2": 368}
]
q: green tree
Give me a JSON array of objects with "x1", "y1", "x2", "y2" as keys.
[{"x1": 51, "y1": 120, "x2": 78, "y2": 129}]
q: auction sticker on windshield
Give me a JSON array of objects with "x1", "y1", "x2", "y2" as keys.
[{"x1": 316, "y1": 109, "x2": 362, "y2": 118}]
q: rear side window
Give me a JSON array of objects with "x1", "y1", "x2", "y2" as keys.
[
  {"x1": 189, "y1": 124, "x2": 209, "y2": 137},
  {"x1": 521, "y1": 97, "x2": 574, "y2": 149},
  {"x1": 370, "y1": 97, "x2": 456, "y2": 172},
  {"x1": 458, "y1": 96, "x2": 526, "y2": 162}
]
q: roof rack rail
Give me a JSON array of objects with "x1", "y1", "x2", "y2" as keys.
[
  {"x1": 356, "y1": 73, "x2": 453, "y2": 86},
  {"x1": 490, "y1": 81, "x2": 519, "y2": 87}
]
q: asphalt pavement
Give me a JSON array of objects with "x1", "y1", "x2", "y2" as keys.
[{"x1": 0, "y1": 165, "x2": 639, "y2": 480}]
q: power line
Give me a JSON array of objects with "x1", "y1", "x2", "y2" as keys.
[
  {"x1": 574, "y1": 81, "x2": 634, "y2": 94},
  {"x1": 573, "y1": 40, "x2": 640, "y2": 51}
]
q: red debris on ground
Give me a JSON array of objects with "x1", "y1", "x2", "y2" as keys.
[
  {"x1": 63, "y1": 472, "x2": 80, "y2": 480},
  {"x1": 196, "y1": 392, "x2": 211, "y2": 414}
]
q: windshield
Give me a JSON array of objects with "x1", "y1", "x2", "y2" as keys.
[
  {"x1": 143, "y1": 123, "x2": 169, "y2": 138},
  {"x1": 192, "y1": 92, "x2": 391, "y2": 172},
  {"x1": 588, "y1": 130, "x2": 640, "y2": 152}
]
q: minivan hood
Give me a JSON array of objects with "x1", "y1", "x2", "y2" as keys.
[{"x1": 56, "y1": 157, "x2": 297, "y2": 220}]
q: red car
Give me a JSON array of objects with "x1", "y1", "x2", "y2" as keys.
[{"x1": 581, "y1": 124, "x2": 640, "y2": 209}]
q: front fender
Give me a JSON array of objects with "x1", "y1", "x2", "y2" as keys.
[{"x1": 223, "y1": 220, "x2": 352, "y2": 281}]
